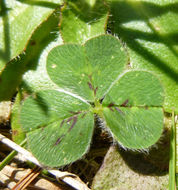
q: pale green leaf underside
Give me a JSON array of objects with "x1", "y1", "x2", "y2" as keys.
[
  {"x1": 103, "y1": 107, "x2": 163, "y2": 149},
  {"x1": 27, "y1": 112, "x2": 94, "y2": 167},
  {"x1": 47, "y1": 35, "x2": 128, "y2": 101}
]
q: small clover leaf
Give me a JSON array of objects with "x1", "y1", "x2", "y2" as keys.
[{"x1": 20, "y1": 35, "x2": 164, "y2": 167}]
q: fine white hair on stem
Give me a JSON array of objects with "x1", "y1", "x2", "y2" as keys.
[{"x1": 0, "y1": 134, "x2": 90, "y2": 190}]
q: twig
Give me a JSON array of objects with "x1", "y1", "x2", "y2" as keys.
[
  {"x1": 0, "y1": 139, "x2": 26, "y2": 171},
  {"x1": 0, "y1": 134, "x2": 90, "y2": 190}
]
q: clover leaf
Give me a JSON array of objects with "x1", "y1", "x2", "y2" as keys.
[{"x1": 20, "y1": 35, "x2": 164, "y2": 167}]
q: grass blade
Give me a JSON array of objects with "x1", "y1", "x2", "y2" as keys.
[{"x1": 169, "y1": 111, "x2": 176, "y2": 190}]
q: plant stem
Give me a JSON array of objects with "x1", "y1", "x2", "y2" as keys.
[
  {"x1": 169, "y1": 111, "x2": 176, "y2": 190},
  {"x1": 0, "y1": 139, "x2": 27, "y2": 171}
]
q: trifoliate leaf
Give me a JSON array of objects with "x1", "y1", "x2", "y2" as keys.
[{"x1": 20, "y1": 35, "x2": 164, "y2": 167}]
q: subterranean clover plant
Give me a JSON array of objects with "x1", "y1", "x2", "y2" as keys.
[{"x1": 20, "y1": 35, "x2": 164, "y2": 167}]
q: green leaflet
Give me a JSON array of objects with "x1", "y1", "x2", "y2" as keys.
[
  {"x1": 103, "y1": 107, "x2": 163, "y2": 149},
  {"x1": 103, "y1": 70, "x2": 164, "y2": 106},
  {"x1": 20, "y1": 90, "x2": 91, "y2": 132},
  {"x1": 27, "y1": 112, "x2": 94, "y2": 167},
  {"x1": 0, "y1": 2, "x2": 62, "y2": 101},
  {"x1": 20, "y1": 35, "x2": 164, "y2": 167},
  {"x1": 47, "y1": 35, "x2": 127, "y2": 101},
  {"x1": 60, "y1": 0, "x2": 109, "y2": 43},
  {"x1": 102, "y1": 70, "x2": 164, "y2": 149},
  {"x1": 0, "y1": 0, "x2": 63, "y2": 70},
  {"x1": 20, "y1": 90, "x2": 94, "y2": 167}
]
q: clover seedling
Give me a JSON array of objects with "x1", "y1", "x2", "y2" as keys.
[{"x1": 20, "y1": 35, "x2": 164, "y2": 167}]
